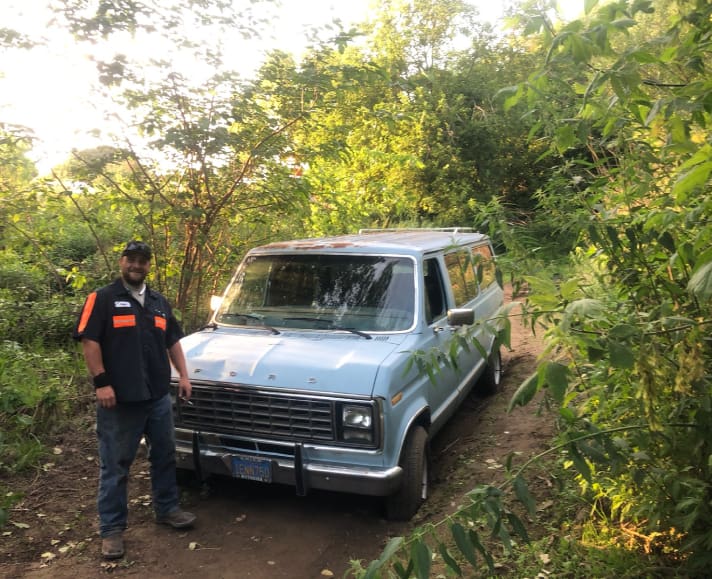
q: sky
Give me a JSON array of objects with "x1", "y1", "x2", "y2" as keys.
[{"x1": 0, "y1": 0, "x2": 583, "y2": 173}]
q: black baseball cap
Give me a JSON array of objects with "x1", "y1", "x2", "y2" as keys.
[{"x1": 121, "y1": 240, "x2": 152, "y2": 259}]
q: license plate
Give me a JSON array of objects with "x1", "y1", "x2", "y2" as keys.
[{"x1": 231, "y1": 454, "x2": 272, "y2": 483}]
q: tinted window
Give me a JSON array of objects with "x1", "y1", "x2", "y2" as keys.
[
  {"x1": 472, "y1": 244, "x2": 496, "y2": 289},
  {"x1": 423, "y1": 258, "x2": 446, "y2": 324},
  {"x1": 445, "y1": 250, "x2": 478, "y2": 307}
]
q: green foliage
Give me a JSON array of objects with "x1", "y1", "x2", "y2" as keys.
[
  {"x1": 4, "y1": 0, "x2": 558, "y2": 332},
  {"x1": 508, "y1": 499, "x2": 672, "y2": 578},
  {"x1": 0, "y1": 340, "x2": 86, "y2": 527},
  {"x1": 355, "y1": 1, "x2": 711, "y2": 576},
  {"x1": 0, "y1": 248, "x2": 85, "y2": 347},
  {"x1": 348, "y1": 422, "x2": 680, "y2": 578},
  {"x1": 0, "y1": 290, "x2": 82, "y2": 347},
  {"x1": 502, "y1": 0, "x2": 712, "y2": 573},
  {"x1": 0, "y1": 128, "x2": 37, "y2": 186},
  {"x1": 7, "y1": 0, "x2": 710, "y2": 571},
  {"x1": 0, "y1": 251, "x2": 45, "y2": 296},
  {"x1": 349, "y1": 481, "x2": 530, "y2": 578},
  {"x1": 0, "y1": 341, "x2": 85, "y2": 474}
]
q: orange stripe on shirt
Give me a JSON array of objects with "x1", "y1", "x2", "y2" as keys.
[
  {"x1": 77, "y1": 292, "x2": 97, "y2": 334},
  {"x1": 113, "y1": 315, "x2": 136, "y2": 328},
  {"x1": 154, "y1": 316, "x2": 167, "y2": 331}
]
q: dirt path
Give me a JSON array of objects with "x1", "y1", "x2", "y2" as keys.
[{"x1": 1, "y1": 289, "x2": 551, "y2": 579}]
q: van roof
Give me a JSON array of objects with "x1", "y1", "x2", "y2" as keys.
[{"x1": 252, "y1": 228, "x2": 489, "y2": 256}]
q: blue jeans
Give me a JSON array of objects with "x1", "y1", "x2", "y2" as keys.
[{"x1": 96, "y1": 393, "x2": 179, "y2": 537}]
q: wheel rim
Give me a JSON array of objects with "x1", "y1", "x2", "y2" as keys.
[
  {"x1": 420, "y1": 458, "x2": 429, "y2": 500},
  {"x1": 493, "y1": 351, "x2": 502, "y2": 385}
]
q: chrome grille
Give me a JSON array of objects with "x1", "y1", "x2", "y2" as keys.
[{"x1": 176, "y1": 383, "x2": 335, "y2": 442}]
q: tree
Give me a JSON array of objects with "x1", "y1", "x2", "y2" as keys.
[
  {"x1": 45, "y1": 0, "x2": 319, "y2": 328},
  {"x1": 296, "y1": 0, "x2": 548, "y2": 233}
]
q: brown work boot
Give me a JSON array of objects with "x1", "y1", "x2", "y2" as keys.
[
  {"x1": 155, "y1": 508, "x2": 196, "y2": 529},
  {"x1": 101, "y1": 533, "x2": 124, "y2": 559}
]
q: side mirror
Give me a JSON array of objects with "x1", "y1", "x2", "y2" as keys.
[
  {"x1": 447, "y1": 308, "x2": 474, "y2": 326},
  {"x1": 210, "y1": 295, "x2": 223, "y2": 311}
]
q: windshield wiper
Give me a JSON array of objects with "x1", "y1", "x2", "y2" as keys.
[
  {"x1": 218, "y1": 312, "x2": 280, "y2": 335},
  {"x1": 283, "y1": 317, "x2": 372, "y2": 340},
  {"x1": 337, "y1": 326, "x2": 372, "y2": 339}
]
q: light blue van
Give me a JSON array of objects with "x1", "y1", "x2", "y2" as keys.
[{"x1": 172, "y1": 228, "x2": 504, "y2": 519}]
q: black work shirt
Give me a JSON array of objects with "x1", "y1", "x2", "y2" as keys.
[{"x1": 73, "y1": 279, "x2": 184, "y2": 402}]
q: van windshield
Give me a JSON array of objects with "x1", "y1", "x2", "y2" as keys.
[{"x1": 215, "y1": 254, "x2": 416, "y2": 332}]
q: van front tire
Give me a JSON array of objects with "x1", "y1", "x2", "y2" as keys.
[{"x1": 385, "y1": 426, "x2": 429, "y2": 521}]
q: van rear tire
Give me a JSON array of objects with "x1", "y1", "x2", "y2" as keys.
[
  {"x1": 477, "y1": 346, "x2": 502, "y2": 396},
  {"x1": 385, "y1": 426, "x2": 429, "y2": 521}
]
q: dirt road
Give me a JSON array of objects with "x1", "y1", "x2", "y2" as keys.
[{"x1": 1, "y1": 291, "x2": 550, "y2": 579}]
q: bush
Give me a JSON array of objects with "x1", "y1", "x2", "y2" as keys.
[
  {"x1": 0, "y1": 255, "x2": 46, "y2": 299},
  {"x1": 0, "y1": 341, "x2": 86, "y2": 476},
  {"x1": 0, "y1": 289, "x2": 83, "y2": 348}
]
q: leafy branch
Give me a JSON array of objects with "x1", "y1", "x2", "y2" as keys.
[{"x1": 354, "y1": 419, "x2": 698, "y2": 578}]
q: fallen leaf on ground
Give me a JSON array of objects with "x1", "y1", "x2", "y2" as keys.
[
  {"x1": 536, "y1": 500, "x2": 554, "y2": 512},
  {"x1": 11, "y1": 522, "x2": 29, "y2": 529},
  {"x1": 101, "y1": 562, "x2": 119, "y2": 571}
]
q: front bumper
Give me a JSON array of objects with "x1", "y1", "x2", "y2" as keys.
[{"x1": 175, "y1": 428, "x2": 403, "y2": 497}]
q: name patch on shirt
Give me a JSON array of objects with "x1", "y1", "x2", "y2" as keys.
[{"x1": 114, "y1": 301, "x2": 132, "y2": 308}]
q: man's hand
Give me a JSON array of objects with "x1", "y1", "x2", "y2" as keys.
[
  {"x1": 169, "y1": 341, "x2": 192, "y2": 403},
  {"x1": 96, "y1": 385, "x2": 117, "y2": 408},
  {"x1": 178, "y1": 376, "x2": 192, "y2": 401}
]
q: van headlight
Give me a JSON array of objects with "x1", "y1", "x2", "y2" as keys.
[{"x1": 340, "y1": 403, "x2": 376, "y2": 445}]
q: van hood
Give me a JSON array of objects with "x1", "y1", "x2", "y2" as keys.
[{"x1": 177, "y1": 328, "x2": 404, "y2": 397}]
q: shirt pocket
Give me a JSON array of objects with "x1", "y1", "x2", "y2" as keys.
[{"x1": 113, "y1": 314, "x2": 136, "y2": 328}]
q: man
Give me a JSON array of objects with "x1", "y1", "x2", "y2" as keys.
[{"x1": 73, "y1": 240, "x2": 196, "y2": 560}]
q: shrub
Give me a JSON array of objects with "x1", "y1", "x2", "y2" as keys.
[{"x1": 0, "y1": 341, "x2": 86, "y2": 476}]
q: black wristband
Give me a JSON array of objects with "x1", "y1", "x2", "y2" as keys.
[{"x1": 93, "y1": 372, "x2": 111, "y2": 389}]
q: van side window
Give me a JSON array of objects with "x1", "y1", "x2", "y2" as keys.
[
  {"x1": 445, "y1": 250, "x2": 478, "y2": 307},
  {"x1": 423, "y1": 258, "x2": 446, "y2": 324},
  {"x1": 472, "y1": 244, "x2": 496, "y2": 290}
]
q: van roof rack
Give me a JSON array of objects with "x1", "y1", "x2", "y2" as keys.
[{"x1": 358, "y1": 227, "x2": 474, "y2": 234}]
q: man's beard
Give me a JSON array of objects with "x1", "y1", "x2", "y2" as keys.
[{"x1": 122, "y1": 269, "x2": 146, "y2": 288}]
